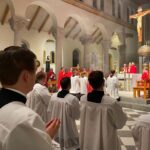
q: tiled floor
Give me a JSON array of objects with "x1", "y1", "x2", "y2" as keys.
[
  {"x1": 76, "y1": 107, "x2": 150, "y2": 150},
  {"x1": 119, "y1": 108, "x2": 150, "y2": 150}
]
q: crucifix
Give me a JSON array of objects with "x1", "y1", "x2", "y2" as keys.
[{"x1": 130, "y1": 7, "x2": 150, "y2": 43}]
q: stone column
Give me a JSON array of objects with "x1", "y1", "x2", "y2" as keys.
[
  {"x1": 118, "y1": 28, "x2": 126, "y2": 71},
  {"x1": 118, "y1": 44, "x2": 126, "y2": 69},
  {"x1": 10, "y1": 16, "x2": 28, "y2": 46},
  {"x1": 56, "y1": 27, "x2": 64, "y2": 75},
  {"x1": 139, "y1": 56, "x2": 143, "y2": 73},
  {"x1": 80, "y1": 35, "x2": 93, "y2": 68},
  {"x1": 84, "y1": 42, "x2": 89, "y2": 68},
  {"x1": 101, "y1": 40, "x2": 111, "y2": 74}
]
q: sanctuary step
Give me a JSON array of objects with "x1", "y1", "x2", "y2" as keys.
[{"x1": 120, "y1": 96, "x2": 150, "y2": 112}]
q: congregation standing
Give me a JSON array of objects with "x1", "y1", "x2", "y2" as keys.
[{"x1": 0, "y1": 46, "x2": 149, "y2": 150}]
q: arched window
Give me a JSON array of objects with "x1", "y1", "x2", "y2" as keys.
[
  {"x1": 118, "y1": 3, "x2": 121, "y2": 19},
  {"x1": 112, "y1": 0, "x2": 115, "y2": 16},
  {"x1": 50, "y1": 51, "x2": 55, "y2": 63},
  {"x1": 73, "y1": 49, "x2": 80, "y2": 67},
  {"x1": 93, "y1": 0, "x2": 97, "y2": 8},
  {"x1": 100, "y1": 0, "x2": 104, "y2": 11}
]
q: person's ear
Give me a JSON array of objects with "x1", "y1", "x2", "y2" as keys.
[{"x1": 22, "y1": 70, "x2": 29, "y2": 83}]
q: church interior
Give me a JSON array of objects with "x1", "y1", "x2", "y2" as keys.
[{"x1": 0, "y1": 0, "x2": 150, "y2": 150}]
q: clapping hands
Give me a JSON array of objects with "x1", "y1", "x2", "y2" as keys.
[{"x1": 46, "y1": 118, "x2": 60, "y2": 139}]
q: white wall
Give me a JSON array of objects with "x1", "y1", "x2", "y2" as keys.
[
  {"x1": 125, "y1": 29, "x2": 138, "y2": 65},
  {"x1": 84, "y1": 0, "x2": 93, "y2": 6},
  {"x1": 63, "y1": 38, "x2": 84, "y2": 68},
  {"x1": 87, "y1": 43, "x2": 103, "y2": 70},
  {"x1": 0, "y1": 24, "x2": 14, "y2": 50},
  {"x1": 63, "y1": 38, "x2": 103, "y2": 70},
  {"x1": 22, "y1": 29, "x2": 54, "y2": 67}
]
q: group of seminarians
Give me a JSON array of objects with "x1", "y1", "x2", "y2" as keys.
[
  {"x1": 57, "y1": 67, "x2": 88, "y2": 94},
  {"x1": 0, "y1": 46, "x2": 149, "y2": 150}
]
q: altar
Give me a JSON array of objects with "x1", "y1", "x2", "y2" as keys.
[{"x1": 117, "y1": 73, "x2": 142, "y2": 91}]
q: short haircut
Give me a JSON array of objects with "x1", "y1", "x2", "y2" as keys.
[
  {"x1": 60, "y1": 77, "x2": 71, "y2": 89},
  {"x1": 110, "y1": 70, "x2": 116, "y2": 75},
  {"x1": 88, "y1": 71, "x2": 104, "y2": 89},
  {"x1": 0, "y1": 46, "x2": 36, "y2": 85},
  {"x1": 35, "y1": 71, "x2": 46, "y2": 83}
]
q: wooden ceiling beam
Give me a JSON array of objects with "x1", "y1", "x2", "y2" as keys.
[
  {"x1": 91, "y1": 27, "x2": 99, "y2": 36},
  {"x1": 1, "y1": 5, "x2": 9, "y2": 25},
  {"x1": 97, "y1": 36, "x2": 103, "y2": 44},
  {"x1": 27, "y1": 6, "x2": 41, "y2": 30},
  {"x1": 65, "y1": 21, "x2": 78, "y2": 38},
  {"x1": 38, "y1": 14, "x2": 49, "y2": 32},
  {"x1": 93, "y1": 31, "x2": 102, "y2": 43},
  {"x1": 64, "y1": 17, "x2": 72, "y2": 28},
  {"x1": 96, "y1": 35, "x2": 102, "y2": 43},
  {"x1": 73, "y1": 29, "x2": 81, "y2": 40}
]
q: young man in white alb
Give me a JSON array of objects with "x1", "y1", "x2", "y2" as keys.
[
  {"x1": 0, "y1": 46, "x2": 60, "y2": 150},
  {"x1": 80, "y1": 71, "x2": 127, "y2": 150}
]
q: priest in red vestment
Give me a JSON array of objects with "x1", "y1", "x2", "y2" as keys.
[
  {"x1": 130, "y1": 62, "x2": 136, "y2": 73},
  {"x1": 57, "y1": 67, "x2": 65, "y2": 90}
]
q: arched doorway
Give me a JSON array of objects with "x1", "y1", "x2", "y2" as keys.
[
  {"x1": 73, "y1": 49, "x2": 80, "y2": 67},
  {"x1": 50, "y1": 51, "x2": 55, "y2": 64}
]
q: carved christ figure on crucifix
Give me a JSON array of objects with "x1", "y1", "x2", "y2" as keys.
[{"x1": 130, "y1": 7, "x2": 150, "y2": 43}]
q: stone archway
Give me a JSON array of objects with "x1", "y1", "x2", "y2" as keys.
[
  {"x1": 63, "y1": 15, "x2": 87, "y2": 68},
  {"x1": 113, "y1": 27, "x2": 138, "y2": 72},
  {"x1": 26, "y1": 1, "x2": 57, "y2": 28},
  {"x1": 90, "y1": 23, "x2": 110, "y2": 72},
  {"x1": 110, "y1": 32, "x2": 122, "y2": 72},
  {"x1": 23, "y1": 3, "x2": 57, "y2": 72},
  {"x1": 64, "y1": 14, "x2": 88, "y2": 35}
]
